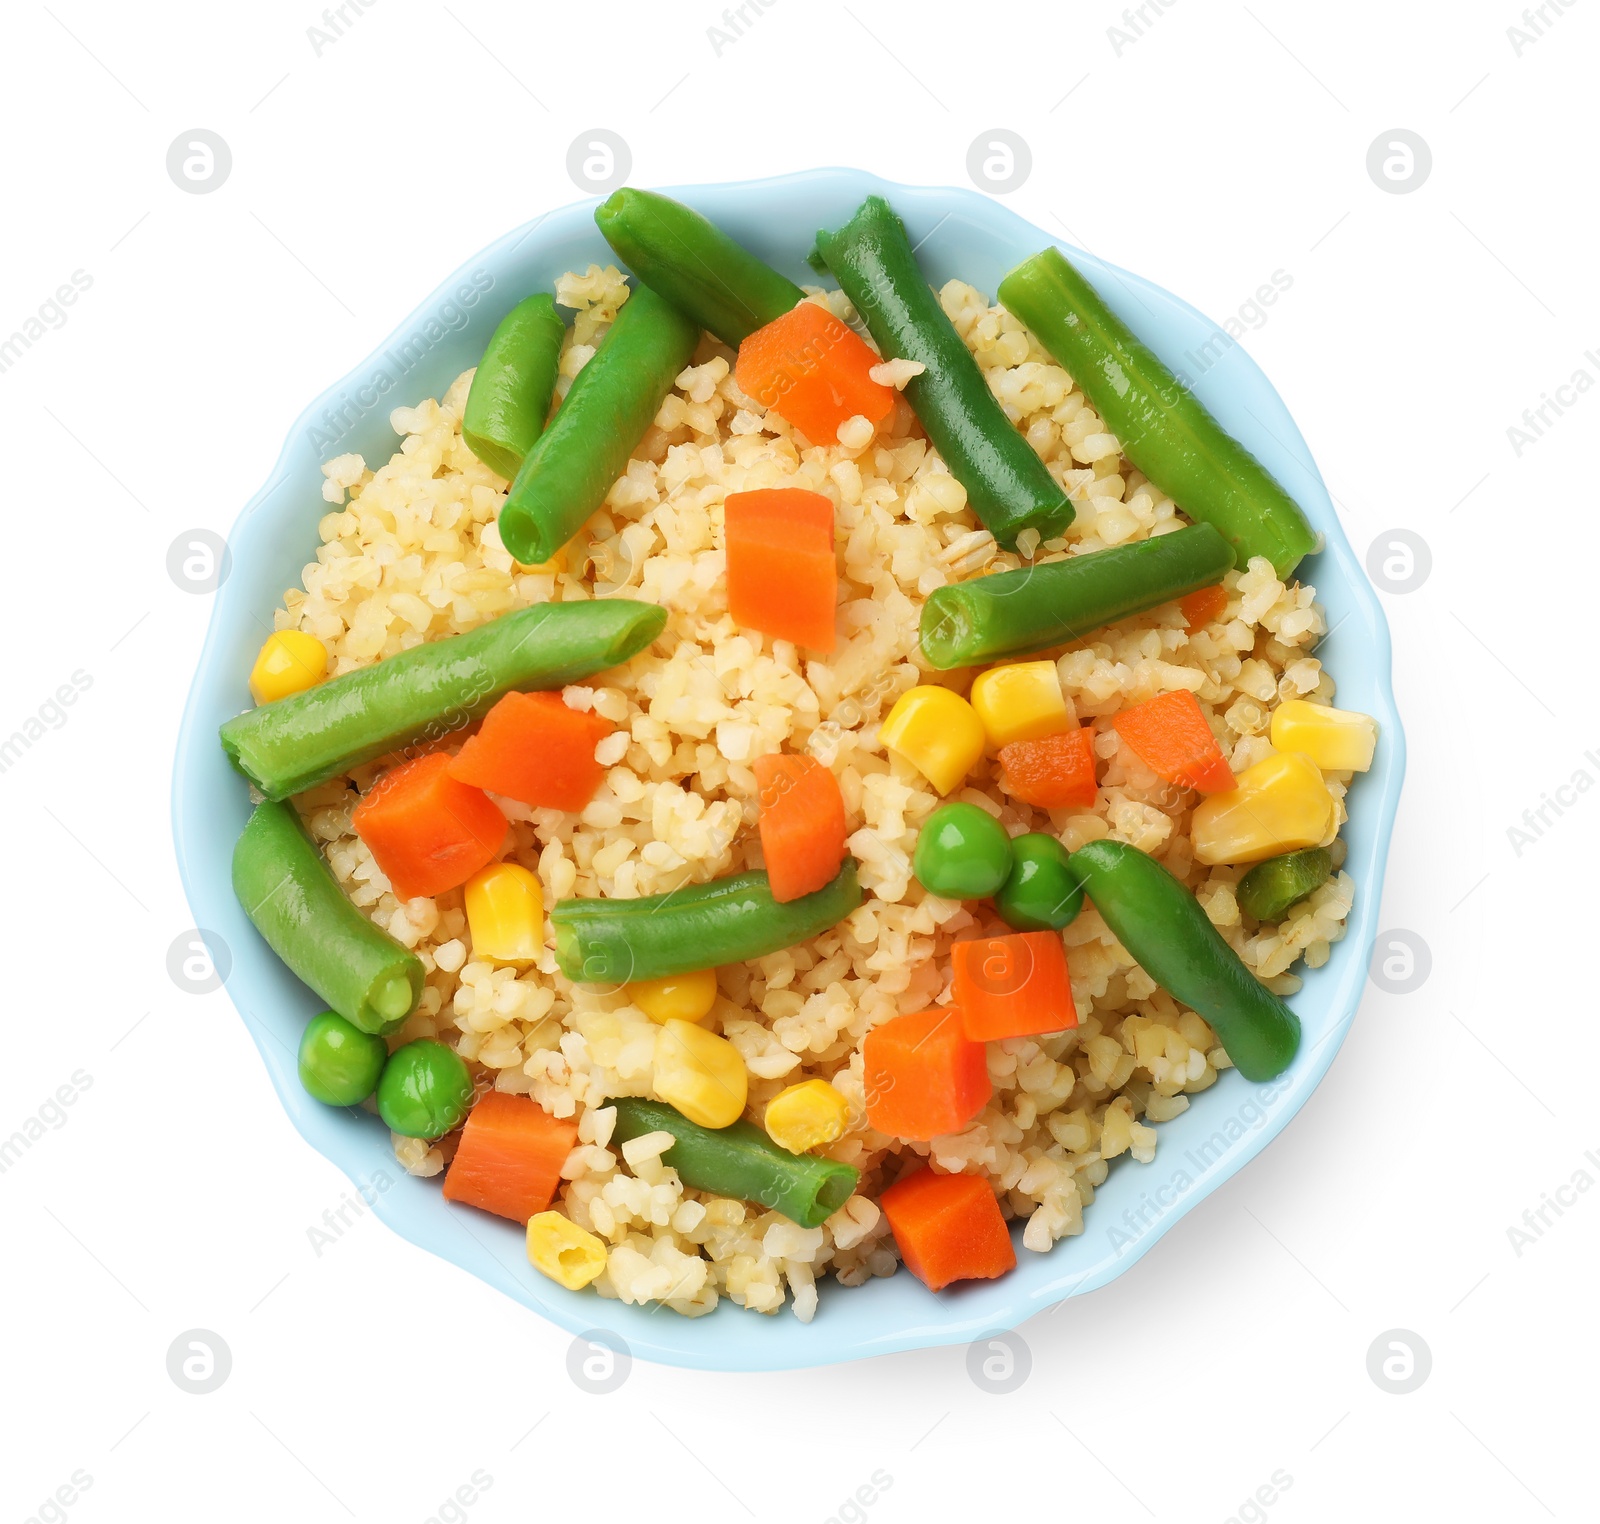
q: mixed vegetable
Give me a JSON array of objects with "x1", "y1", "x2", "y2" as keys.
[{"x1": 220, "y1": 184, "x2": 1379, "y2": 1310}]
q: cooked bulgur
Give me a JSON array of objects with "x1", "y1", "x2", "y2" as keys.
[{"x1": 277, "y1": 265, "x2": 1354, "y2": 1319}]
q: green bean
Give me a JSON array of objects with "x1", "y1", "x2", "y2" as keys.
[
  {"x1": 1237, "y1": 847, "x2": 1332, "y2": 922},
  {"x1": 813, "y1": 194, "x2": 1073, "y2": 550},
  {"x1": 232, "y1": 799, "x2": 423, "y2": 1034},
  {"x1": 220, "y1": 600, "x2": 665, "y2": 799},
  {"x1": 498, "y1": 283, "x2": 700, "y2": 566},
  {"x1": 1068, "y1": 839, "x2": 1300, "y2": 1081},
  {"x1": 610, "y1": 1098, "x2": 859, "y2": 1229},
  {"x1": 920, "y1": 522, "x2": 1233, "y2": 669},
  {"x1": 462, "y1": 292, "x2": 566, "y2": 480},
  {"x1": 998, "y1": 247, "x2": 1320, "y2": 578},
  {"x1": 595, "y1": 188, "x2": 803, "y2": 347},
  {"x1": 553, "y1": 862, "x2": 861, "y2": 985}
]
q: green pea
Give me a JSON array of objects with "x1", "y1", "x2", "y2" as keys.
[
  {"x1": 376, "y1": 1040, "x2": 474, "y2": 1138},
  {"x1": 298, "y1": 1011, "x2": 389, "y2": 1106},
  {"x1": 913, "y1": 802, "x2": 1013, "y2": 900},
  {"x1": 995, "y1": 834, "x2": 1084, "y2": 932}
]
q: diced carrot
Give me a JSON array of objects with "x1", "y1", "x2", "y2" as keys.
[
  {"x1": 442, "y1": 1091, "x2": 578, "y2": 1224},
  {"x1": 725, "y1": 487, "x2": 838, "y2": 651},
  {"x1": 1179, "y1": 583, "x2": 1230, "y2": 629},
  {"x1": 753, "y1": 753, "x2": 848, "y2": 903},
  {"x1": 880, "y1": 1168, "x2": 1016, "y2": 1291},
  {"x1": 735, "y1": 301, "x2": 896, "y2": 446},
  {"x1": 352, "y1": 751, "x2": 506, "y2": 900},
  {"x1": 863, "y1": 1008, "x2": 991, "y2": 1141},
  {"x1": 1112, "y1": 689, "x2": 1235, "y2": 794},
  {"x1": 998, "y1": 726, "x2": 1098, "y2": 809},
  {"x1": 952, "y1": 931, "x2": 1077, "y2": 1042},
  {"x1": 448, "y1": 690, "x2": 611, "y2": 812}
]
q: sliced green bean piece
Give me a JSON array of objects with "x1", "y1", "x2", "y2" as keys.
[
  {"x1": 611, "y1": 1098, "x2": 859, "y2": 1229},
  {"x1": 1237, "y1": 848, "x2": 1332, "y2": 922},
  {"x1": 814, "y1": 194, "x2": 1073, "y2": 550},
  {"x1": 498, "y1": 283, "x2": 700, "y2": 566},
  {"x1": 553, "y1": 862, "x2": 861, "y2": 985},
  {"x1": 595, "y1": 188, "x2": 803, "y2": 347},
  {"x1": 921, "y1": 522, "x2": 1233, "y2": 669},
  {"x1": 1068, "y1": 839, "x2": 1299, "y2": 1081},
  {"x1": 233, "y1": 799, "x2": 423, "y2": 1034},
  {"x1": 998, "y1": 247, "x2": 1320, "y2": 578},
  {"x1": 463, "y1": 292, "x2": 566, "y2": 480},
  {"x1": 220, "y1": 599, "x2": 666, "y2": 800}
]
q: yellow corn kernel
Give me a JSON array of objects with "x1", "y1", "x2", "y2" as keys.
[
  {"x1": 1191, "y1": 751, "x2": 1338, "y2": 865},
  {"x1": 969, "y1": 660, "x2": 1071, "y2": 750},
  {"x1": 878, "y1": 686, "x2": 985, "y2": 795},
  {"x1": 249, "y1": 630, "x2": 328, "y2": 704},
  {"x1": 628, "y1": 968, "x2": 719, "y2": 1025},
  {"x1": 653, "y1": 1018, "x2": 747, "y2": 1129},
  {"x1": 526, "y1": 1211, "x2": 607, "y2": 1290},
  {"x1": 1270, "y1": 700, "x2": 1378, "y2": 773},
  {"x1": 463, "y1": 863, "x2": 545, "y2": 963},
  {"x1": 764, "y1": 1079, "x2": 850, "y2": 1154}
]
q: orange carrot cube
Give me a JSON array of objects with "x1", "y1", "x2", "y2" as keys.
[
  {"x1": 1179, "y1": 583, "x2": 1229, "y2": 630},
  {"x1": 724, "y1": 487, "x2": 837, "y2": 652},
  {"x1": 735, "y1": 301, "x2": 895, "y2": 446},
  {"x1": 863, "y1": 1007, "x2": 991, "y2": 1141},
  {"x1": 442, "y1": 1091, "x2": 578, "y2": 1224},
  {"x1": 952, "y1": 931, "x2": 1077, "y2": 1042},
  {"x1": 448, "y1": 690, "x2": 612, "y2": 812},
  {"x1": 880, "y1": 1168, "x2": 1016, "y2": 1291},
  {"x1": 352, "y1": 751, "x2": 506, "y2": 901},
  {"x1": 1112, "y1": 689, "x2": 1235, "y2": 795},
  {"x1": 999, "y1": 726, "x2": 1098, "y2": 809},
  {"x1": 753, "y1": 752, "x2": 848, "y2": 903}
]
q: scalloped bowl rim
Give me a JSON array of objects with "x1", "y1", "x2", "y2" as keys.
[{"x1": 172, "y1": 168, "x2": 1404, "y2": 1372}]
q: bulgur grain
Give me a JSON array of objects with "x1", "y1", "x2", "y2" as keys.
[{"x1": 279, "y1": 272, "x2": 1351, "y2": 1317}]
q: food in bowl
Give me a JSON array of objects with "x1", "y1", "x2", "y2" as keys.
[{"x1": 220, "y1": 187, "x2": 1377, "y2": 1321}]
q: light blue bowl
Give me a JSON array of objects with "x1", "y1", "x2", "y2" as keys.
[{"x1": 173, "y1": 169, "x2": 1404, "y2": 1371}]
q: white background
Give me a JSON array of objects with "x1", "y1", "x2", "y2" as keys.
[{"x1": 1, "y1": 1, "x2": 1592, "y2": 1520}]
